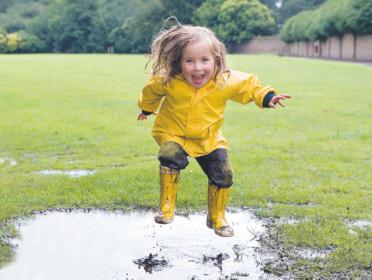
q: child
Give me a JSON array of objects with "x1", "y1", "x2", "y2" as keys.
[{"x1": 137, "y1": 24, "x2": 290, "y2": 237}]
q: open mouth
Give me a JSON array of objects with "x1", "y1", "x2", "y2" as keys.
[{"x1": 191, "y1": 74, "x2": 205, "y2": 85}]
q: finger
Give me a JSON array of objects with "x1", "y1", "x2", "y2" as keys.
[
  {"x1": 278, "y1": 100, "x2": 285, "y2": 107},
  {"x1": 269, "y1": 102, "x2": 276, "y2": 109},
  {"x1": 277, "y1": 95, "x2": 287, "y2": 100},
  {"x1": 281, "y1": 94, "x2": 291, "y2": 99}
]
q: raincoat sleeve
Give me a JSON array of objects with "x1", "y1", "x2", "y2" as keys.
[
  {"x1": 229, "y1": 72, "x2": 276, "y2": 108},
  {"x1": 138, "y1": 76, "x2": 166, "y2": 113}
]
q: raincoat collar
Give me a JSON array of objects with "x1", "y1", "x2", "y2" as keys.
[{"x1": 175, "y1": 74, "x2": 218, "y2": 105}]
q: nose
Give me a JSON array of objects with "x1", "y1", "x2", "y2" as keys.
[{"x1": 194, "y1": 61, "x2": 202, "y2": 70}]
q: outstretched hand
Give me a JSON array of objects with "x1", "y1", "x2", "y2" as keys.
[
  {"x1": 137, "y1": 112, "x2": 148, "y2": 121},
  {"x1": 137, "y1": 112, "x2": 156, "y2": 121},
  {"x1": 269, "y1": 94, "x2": 291, "y2": 109}
]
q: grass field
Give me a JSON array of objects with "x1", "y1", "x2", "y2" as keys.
[{"x1": 0, "y1": 54, "x2": 371, "y2": 278}]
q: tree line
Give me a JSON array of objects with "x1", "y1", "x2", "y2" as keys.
[
  {"x1": 0, "y1": 0, "x2": 344, "y2": 53},
  {"x1": 280, "y1": 0, "x2": 372, "y2": 43}
]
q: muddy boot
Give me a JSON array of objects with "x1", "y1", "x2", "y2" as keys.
[
  {"x1": 206, "y1": 184, "x2": 234, "y2": 237},
  {"x1": 206, "y1": 183, "x2": 213, "y2": 229},
  {"x1": 154, "y1": 165, "x2": 180, "y2": 224}
]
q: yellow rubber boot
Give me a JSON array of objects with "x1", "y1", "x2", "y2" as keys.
[
  {"x1": 206, "y1": 184, "x2": 234, "y2": 237},
  {"x1": 154, "y1": 165, "x2": 180, "y2": 224},
  {"x1": 206, "y1": 184, "x2": 213, "y2": 229}
]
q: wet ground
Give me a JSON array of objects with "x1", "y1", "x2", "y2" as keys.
[
  {"x1": 0, "y1": 157, "x2": 17, "y2": 166},
  {"x1": 0, "y1": 209, "x2": 270, "y2": 280},
  {"x1": 34, "y1": 169, "x2": 96, "y2": 177}
]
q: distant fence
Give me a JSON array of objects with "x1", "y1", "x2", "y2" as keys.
[
  {"x1": 237, "y1": 34, "x2": 372, "y2": 62},
  {"x1": 236, "y1": 36, "x2": 286, "y2": 54},
  {"x1": 286, "y1": 34, "x2": 372, "y2": 62}
]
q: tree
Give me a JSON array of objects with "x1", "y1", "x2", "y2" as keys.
[
  {"x1": 0, "y1": 0, "x2": 206, "y2": 53},
  {"x1": 0, "y1": 28, "x2": 7, "y2": 52},
  {"x1": 260, "y1": 0, "x2": 280, "y2": 26},
  {"x1": 0, "y1": 0, "x2": 14, "y2": 13},
  {"x1": 279, "y1": 0, "x2": 372, "y2": 43},
  {"x1": 260, "y1": 0, "x2": 278, "y2": 10},
  {"x1": 315, "y1": 0, "x2": 349, "y2": 38},
  {"x1": 217, "y1": 0, "x2": 276, "y2": 47},
  {"x1": 194, "y1": 0, "x2": 276, "y2": 48},
  {"x1": 48, "y1": 0, "x2": 106, "y2": 52},
  {"x1": 6, "y1": 32, "x2": 21, "y2": 52},
  {"x1": 160, "y1": 0, "x2": 204, "y2": 25},
  {"x1": 27, "y1": 6, "x2": 54, "y2": 51},
  {"x1": 97, "y1": 0, "x2": 147, "y2": 47},
  {"x1": 118, "y1": 0, "x2": 203, "y2": 53},
  {"x1": 193, "y1": 0, "x2": 225, "y2": 30},
  {"x1": 0, "y1": 12, "x2": 25, "y2": 32},
  {"x1": 278, "y1": 0, "x2": 326, "y2": 24},
  {"x1": 279, "y1": 0, "x2": 339, "y2": 42},
  {"x1": 348, "y1": 0, "x2": 372, "y2": 34},
  {"x1": 0, "y1": 0, "x2": 49, "y2": 32},
  {"x1": 113, "y1": 0, "x2": 164, "y2": 53},
  {"x1": 18, "y1": 30, "x2": 47, "y2": 52}
]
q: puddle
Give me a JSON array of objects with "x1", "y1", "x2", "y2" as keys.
[
  {"x1": 277, "y1": 217, "x2": 302, "y2": 225},
  {"x1": 346, "y1": 219, "x2": 372, "y2": 228},
  {"x1": 0, "y1": 209, "x2": 267, "y2": 280},
  {"x1": 0, "y1": 157, "x2": 17, "y2": 166},
  {"x1": 294, "y1": 248, "x2": 333, "y2": 260},
  {"x1": 34, "y1": 169, "x2": 96, "y2": 178},
  {"x1": 346, "y1": 219, "x2": 372, "y2": 236}
]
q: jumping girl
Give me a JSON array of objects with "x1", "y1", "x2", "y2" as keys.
[{"x1": 137, "y1": 24, "x2": 290, "y2": 237}]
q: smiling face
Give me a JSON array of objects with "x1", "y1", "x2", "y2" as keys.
[{"x1": 181, "y1": 39, "x2": 215, "y2": 88}]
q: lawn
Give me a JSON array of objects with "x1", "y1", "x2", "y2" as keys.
[{"x1": 0, "y1": 54, "x2": 371, "y2": 278}]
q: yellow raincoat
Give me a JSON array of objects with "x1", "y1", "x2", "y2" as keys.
[{"x1": 138, "y1": 71, "x2": 275, "y2": 157}]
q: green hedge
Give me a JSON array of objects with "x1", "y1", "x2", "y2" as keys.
[
  {"x1": 0, "y1": 28, "x2": 7, "y2": 52},
  {"x1": 280, "y1": 0, "x2": 372, "y2": 43},
  {"x1": 0, "y1": 30, "x2": 46, "y2": 53}
]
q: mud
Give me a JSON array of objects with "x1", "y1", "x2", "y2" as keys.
[
  {"x1": 134, "y1": 253, "x2": 169, "y2": 273},
  {"x1": 34, "y1": 169, "x2": 96, "y2": 177},
  {"x1": 202, "y1": 253, "x2": 230, "y2": 271},
  {"x1": 0, "y1": 209, "x2": 269, "y2": 280}
]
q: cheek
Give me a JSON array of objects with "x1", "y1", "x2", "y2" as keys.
[
  {"x1": 181, "y1": 64, "x2": 191, "y2": 75},
  {"x1": 206, "y1": 62, "x2": 215, "y2": 74}
]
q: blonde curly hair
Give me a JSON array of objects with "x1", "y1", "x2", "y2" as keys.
[{"x1": 147, "y1": 24, "x2": 228, "y2": 85}]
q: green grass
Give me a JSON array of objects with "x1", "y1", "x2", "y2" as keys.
[{"x1": 0, "y1": 54, "x2": 371, "y2": 277}]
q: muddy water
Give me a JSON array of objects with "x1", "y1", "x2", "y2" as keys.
[
  {"x1": 0, "y1": 209, "x2": 267, "y2": 280},
  {"x1": 34, "y1": 169, "x2": 96, "y2": 177}
]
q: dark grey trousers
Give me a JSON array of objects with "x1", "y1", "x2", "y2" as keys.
[{"x1": 158, "y1": 142, "x2": 233, "y2": 188}]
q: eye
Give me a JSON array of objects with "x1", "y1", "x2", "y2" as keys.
[
  {"x1": 202, "y1": 57, "x2": 210, "y2": 62},
  {"x1": 184, "y1": 58, "x2": 193, "y2": 63}
]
